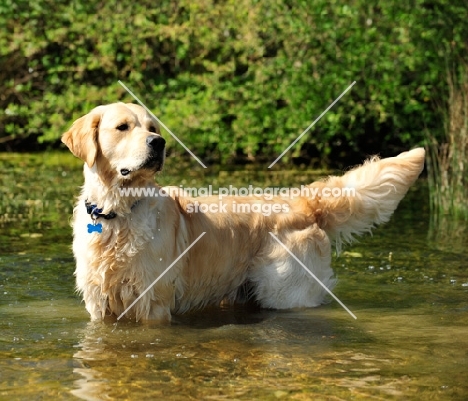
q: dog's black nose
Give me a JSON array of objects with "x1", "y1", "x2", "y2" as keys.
[{"x1": 146, "y1": 135, "x2": 165, "y2": 151}]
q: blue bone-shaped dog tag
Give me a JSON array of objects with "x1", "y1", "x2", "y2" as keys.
[{"x1": 87, "y1": 223, "x2": 103, "y2": 234}]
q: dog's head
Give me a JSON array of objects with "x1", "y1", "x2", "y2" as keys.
[{"x1": 62, "y1": 103, "x2": 165, "y2": 185}]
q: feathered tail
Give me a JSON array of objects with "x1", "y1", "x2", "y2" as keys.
[{"x1": 308, "y1": 148, "x2": 425, "y2": 251}]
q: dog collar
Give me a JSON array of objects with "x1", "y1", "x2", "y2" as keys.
[
  {"x1": 85, "y1": 200, "x2": 141, "y2": 234},
  {"x1": 85, "y1": 200, "x2": 117, "y2": 220},
  {"x1": 85, "y1": 199, "x2": 142, "y2": 220}
]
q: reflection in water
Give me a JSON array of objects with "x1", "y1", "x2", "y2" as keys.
[
  {"x1": 71, "y1": 307, "x2": 340, "y2": 400},
  {"x1": 69, "y1": 303, "x2": 468, "y2": 400},
  {"x1": 72, "y1": 366, "x2": 112, "y2": 401},
  {"x1": 71, "y1": 306, "x2": 271, "y2": 399},
  {"x1": 67, "y1": 307, "x2": 420, "y2": 399},
  {"x1": 428, "y1": 215, "x2": 468, "y2": 254}
]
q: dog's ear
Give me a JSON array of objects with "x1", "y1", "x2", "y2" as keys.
[{"x1": 61, "y1": 107, "x2": 105, "y2": 168}]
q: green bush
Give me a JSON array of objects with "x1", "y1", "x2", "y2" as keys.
[{"x1": 1, "y1": 0, "x2": 467, "y2": 166}]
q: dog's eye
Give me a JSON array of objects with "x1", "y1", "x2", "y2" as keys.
[
  {"x1": 116, "y1": 123, "x2": 129, "y2": 131},
  {"x1": 149, "y1": 126, "x2": 157, "y2": 133}
]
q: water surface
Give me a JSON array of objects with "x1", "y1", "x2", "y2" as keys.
[{"x1": 0, "y1": 152, "x2": 467, "y2": 400}]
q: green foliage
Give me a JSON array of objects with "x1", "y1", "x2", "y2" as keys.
[{"x1": 0, "y1": 0, "x2": 467, "y2": 166}]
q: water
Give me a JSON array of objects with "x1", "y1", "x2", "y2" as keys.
[{"x1": 1, "y1": 152, "x2": 467, "y2": 400}]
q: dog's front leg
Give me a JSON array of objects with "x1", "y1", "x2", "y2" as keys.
[{"x1": 145, "y1": 302, "x2": 172, "y2": 324}]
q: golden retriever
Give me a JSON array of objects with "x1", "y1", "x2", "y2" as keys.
[{"x1": 62, "y1": 103, "x2": 425, "y2": 322}]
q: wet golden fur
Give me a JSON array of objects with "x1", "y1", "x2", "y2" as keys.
[{"x1": 62, "y1": 103, "x2": 425, "y2": 323}]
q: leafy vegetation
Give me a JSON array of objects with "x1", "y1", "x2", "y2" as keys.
[{"x1": 1, "y1": 0, "x2": 467, "y2": 168}]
